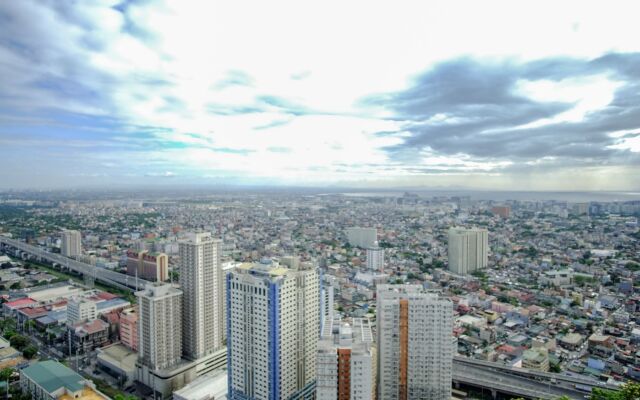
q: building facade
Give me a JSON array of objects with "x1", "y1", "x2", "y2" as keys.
[
  {"x1": 366, "y1": 246, "x2": 384, "y2": 271},
  {"x1": 227, "y1": 260, "x2": 319, "y2": 400},
  {"x1": 66, "y1": 298, "x2": 97, "y2": 326},
  {"x1": 317, "y1": 318, "x2": 376, "y2": 400},
  {"x1": 120, "y1": 307, "x2": 138, "y2": 351},
  {"x1": 136, "y1": 283, "x2": 183, "y2": 371},
  {"x1": 447, "y1": 227, "x2": 489, "y2": 275},
  {"x1": 345, "y1": 227, "x2": 377, "y2": 248},
  {"x1": 179, "y1": 232, "x2": 225, "y2": 360},
  {"x1": 61, "y1": 230, "x2": 82, "y2": 258},
  {"x1": 377, "y1": 285, "x2": 453, "y2": 400},
  {"x1": 126, "y1": 250, "x2": 169, "y2": 282}
]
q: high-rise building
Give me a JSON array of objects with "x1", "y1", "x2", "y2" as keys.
[
  {"x1": 491, "y1": 206, "x2": 511, "y2": 218},
  {"x1": 227, "y1": 260, "x2": 319, "y2": 400},
  {"x1": 61, "y1": 230, "x2": 82, "y2": 258},
  {"x1": 126, "y1": 250, "x2": 169, "y2": 282},
  {"x1": 447, "y1": 227, "x2": 488, "y2": 275},
  {"x1": 317, "y1": 318, "x2": 376, "y2": 400},
  {"x1": 66, "y1": 298, "x2": 97, "y2": 325},
  {"x1": 377, "y1": 285, "x2": 453, "y2": 400},
  {"x1": 345, "y1": 227, "x2": 377, "y2": 248},
  {"x1": 320, "y1": 285, "x2": 334, "y2": 331},
  {"x1": 179, "y1": 232, "x2": 224, "y2": 360},
  {"x1": 136, "y1": 283, "x2": 183, "y2": 371},
  {"x1": 120, "y1": 307, "x2": 138, "y2": 351},
  {"x1": 366, "y1": 245, "x2": 385, "y2": 271}
]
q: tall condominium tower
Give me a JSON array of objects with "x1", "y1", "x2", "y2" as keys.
[
  {"x1": 61, "y1": 230, "x2": 82, "y2": 258},
  {"x1": 136, "y1": 283, "x2": 183, "y2": 371},
  {"x1": 366, "y1": 245, "x2": 385, "y2": 271},
  {"x1": 126, "y1": 250, "x2": 169, "y2": 282},
  {"x1": 317, "y1": 318, "x2": 376, "y2": 400},
  {"x1": 227, "y1": 260, "x2": 319, "y2": 400},
  {"x1": 179, "y1": 232, "x2": 224, "y2": 360},
  {"x1": 447, "y1": 227, "x2": 489, "y2": 275},
  {"x1": 344, "y1": 227, "x2": 377, "y2": 248},
  {"x1": 377, "y1": 285, "x2": 453, "y2": 400}
]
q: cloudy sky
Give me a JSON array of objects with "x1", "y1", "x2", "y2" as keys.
[{"x1": 1, "y1": 0, "x2": 640, "y2": 190}]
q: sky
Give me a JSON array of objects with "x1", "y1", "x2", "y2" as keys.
[{"x1": 1, "y1": 0, "x2": 640, "y2": 191}]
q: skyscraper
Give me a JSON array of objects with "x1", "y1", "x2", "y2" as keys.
[
  {"x1": 317, "y1": 318, "x2": 376, "y2": 400},
  {"x1": 377, "y1": 285, "x2": 453, "y2": 400},
  {"x1": 447, "y1": 227, "x2": 488, "y2": 275},
  {"x1": 136, "y1": 283, "x2": 183, "y2": 371},
  {"x1": 179, "y1": 232, "x2": 224, "y2": 360},
  {"x1": 227, "y1": 260, "x2": 319, "y2": 400},
  {"x1": 61, "y1": 230, "x2": 82, "y2": 258},
  {"x1": 320, "y1": 284, "x2": 334, "y2": 331}
]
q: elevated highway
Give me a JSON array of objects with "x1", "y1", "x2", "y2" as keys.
[
  {"x1": 453, "y1": 356, "x2": 617, "y2": 399},
  {"x1": 0, "y1": 236, "x2": 150, "y2": 292}
]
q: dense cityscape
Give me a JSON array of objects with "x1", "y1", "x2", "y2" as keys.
[
  {"x1": 0, "y1": 190, "x2": 639, "y2": 399},
  {"x1": 3, "y1": 0, "x2": 640, "y2": 399}
]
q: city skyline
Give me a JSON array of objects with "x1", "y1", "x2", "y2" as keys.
[{"x1": 1, "y1": 1, "x2": 640, "y2": 190}]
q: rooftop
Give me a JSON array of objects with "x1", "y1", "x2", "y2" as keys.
[{"x1": 21, "y1": 360, "x2": 85, "y2": 394}]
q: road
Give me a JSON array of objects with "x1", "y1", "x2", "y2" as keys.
[{"x1": 0, "y1": 236, "x2": 149, "y2": 291}]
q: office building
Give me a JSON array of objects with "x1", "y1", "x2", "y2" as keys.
[
  {"x1": 345, "y1": 227, "x2": 377, "y2": 248},
  {"x1": 377, "y1": 285, "x2": 453, "y2": 400},
  {"x1": 137, "y1": 283, "x2": 183, "y2": 371},
  {"x1": 317, "y1": 318, "x2": 376, "y2": 400},
  {"x1": 227, "y1": 260, "x2": 319, "y2": 400},
  {"x1": 61, "y1": 230, "x2": 82, "y2": 258},
  {"x1": 66, "y1": 298, "x2": 97, "y2": 325},
  {"x1": 126, "y1": 250, "x2": 169, "y2": 282},
  {"x1": 447, "y1": 227, "x2": 488, "y2": 275},
  {"x1": 366, "y1": 245, "x2": 384, "y2": 271},
  {"x1": 179, "y1": 232, "x2": 225, "y2": 360}
]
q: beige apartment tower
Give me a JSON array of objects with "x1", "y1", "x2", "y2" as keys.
[
  {"x1": 447, "y1": 227, "x2": 488, "y2": 275},
  {"x1": 136, "y1": 283, "x2": 183, "y2": 371},
  {"x1": 179, "y1": 232, "x2": 224, "y2": 361}
]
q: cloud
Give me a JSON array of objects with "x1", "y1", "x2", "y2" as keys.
[
  {"x1": 1, "y1": 0, "x2": 640, "y2": 189},
  {"x1": 366, "y1": 54, "x2": 640, "y2": 173}
]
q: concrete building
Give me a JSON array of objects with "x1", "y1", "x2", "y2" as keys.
[
  {"x1": 126, "y1": 250, "x2": 169, "y2": 282},
  {"x1": 179, "y1": 232, "x2": 225, "y2": 360},
  {"x1": 20, "y1": 360, "x2": 108, "y2": 400},
  {"x1": 345, "y1": 227, "x2": 377, "y2": 248},
  {"x1": 119, "y1": 307, "x2": 138, "y2": 351},
  {"x1": 136, "y1": 283, "x2": 183, "y2": 371},
  {"x1": 68, "y1": 319, "x2": 110, "y2": 354},
  {"x1": 317, "y1": 318, "x2": 376, "y2": 400},
  {"x1": 60, "y1": 230, "x2": 82, "y2": 258},
  {"x1": 377, "y1": 285, "x2": 453, "y2": 400},
  {"x1": 447, "y1": 227, "x2": 488, "y2": 275},
  {"x1": 66, "y1": 298, "x2": 97, "y2": 326},
  {"x1": 522, "y1": 347, "x2": 550, "y2": 372},
  {"x1": 227, "y1": 260, "x2": 319, "y2": 400},
  {"x1": 366, "y1": 246, "x2": 385, "y2": 271},
  {"x1": 173, "y1": 369, "x2": 228, "y2": 400},
  {"x1": 491, "y1": 206, "x2": 511, "y2": 218},
  {"x1": 320, "y1": 284, "x2": 335, "y2": 331}
]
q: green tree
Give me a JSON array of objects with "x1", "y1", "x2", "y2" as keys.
[
  {"x1": 590, "y1": 381, "x2": 640, "y2": 400},
  {"x1": 22, "y1": 345, "x2": 38, "y2": 359},
  {"x1": 10, "y1": 334, "x2": 29, "y2": 350},
  {"x1": 0, "y1": 367, "x2": 13, "y2": 382}
]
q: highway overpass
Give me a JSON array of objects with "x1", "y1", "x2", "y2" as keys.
[
  {"x1": 453, "y1": 356, "x2": 617, "y2": 399},
  {"x1": 0, "y1": 236, "x2": 150, "y2": 292}
]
